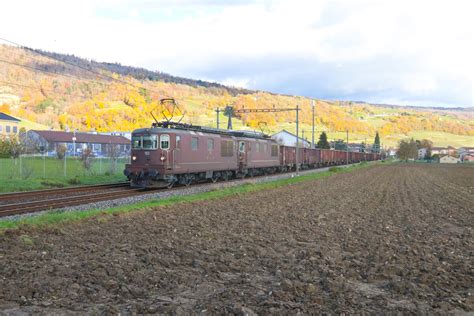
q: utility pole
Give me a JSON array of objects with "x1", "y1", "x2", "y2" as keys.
[
  {"x1": 346, "y1": 129, "x2": 349, "y2": 165},
  {"x1": 311, "y1": 99, "x2": 315, "y2": 149},
  {"x1": 216, "y1": 107, "x2": 220, "y2": 129},
  {"x1": 296, "y1": 105, "x2": 300, "y2": 174},
  {"x1": 364, "y1": 136, "x2": 367, "y2": 160},
  {"x1": 72, "y1": 130, "x2": 77, "y2": 158}
]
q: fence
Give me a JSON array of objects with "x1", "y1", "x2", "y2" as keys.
[{"x1": 0, "y1": 155, "x2": 131, "y2": 181}]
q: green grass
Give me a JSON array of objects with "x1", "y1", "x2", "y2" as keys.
[
  {"x1": 407, "y1": 131, "x2": 474, "y2": 147},
  {"x1": 0, "y1": 157, "x2": 128, "y2": 192},
  {"x1": 0, "y1": 162, "x2": 375, "y2": 231},
  {"x1": 18, "y1": 118, "x2": 49, "y2": 130}
]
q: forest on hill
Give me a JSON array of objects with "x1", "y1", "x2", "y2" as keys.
[{"x1": 0, "y1": 44, "x2": 473, "y2": 147}]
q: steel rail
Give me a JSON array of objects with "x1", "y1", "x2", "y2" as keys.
[{"x1": 0, "y1": 182, "x2": 130, "y2": 201}]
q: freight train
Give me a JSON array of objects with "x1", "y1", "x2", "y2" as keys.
[{"x1": 124, "y1": 122, "x2": 381, "y2": 188}]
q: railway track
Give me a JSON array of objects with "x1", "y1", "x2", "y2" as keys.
[
  {"x1": 0, "y1": 182, "x2": 130, "y2": 201},
  {"x1": 0, "y1": 162, "x2": 369, "y2": 218},
  {"x1": 0, "y1": 182, "x2": 137, "y2": 217}
]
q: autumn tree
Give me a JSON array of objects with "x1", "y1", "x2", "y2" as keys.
[
  {"x1": 317, "y1": 132, "x2": 330, "y2": 149},
  {"x1": 397, "y1": 138, "x2": 418, "y2": 161},
  {"x1": 414, "y1": 139, "x2": 433, "y2": 160}
]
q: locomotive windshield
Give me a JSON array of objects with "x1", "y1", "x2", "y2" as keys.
[
  {"x1": 143, "y1": 135, "x2": 158, "y2": 149},
  {"x1": 132, "y1": 136, "x2": 142, "y2": 149},
  {"x1": 132, "y1": 135, "x2": 158, "y2": 149}
]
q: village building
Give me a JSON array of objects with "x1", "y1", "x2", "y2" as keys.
[
  {"x1": 431, "y1": 146, "x2": 447, "y2": 155},
  {"x1": 22, "y1": 130, "x2": 131, "y2": 157},
  {"x1": 439, "y1": 155, "x2": 460, "y2": 164},
  {"x1": 458, "y1": 147, "x2": 474, "y2": 161},
  {"x1": 462, "y1": 155, "x2": 474, "y2": 162},
  {"x1": 347, "y1": 143, "x2": 367, "y2": 152},
  {"x1": 0, "y1": 112, "x2": 20, "y2": 135},
  {"x1": 271, "y1": 130, "x2": 311, "y2": 148},
  {"x1": 418, "y1": 148, "x2": 427, "y2": 159}
]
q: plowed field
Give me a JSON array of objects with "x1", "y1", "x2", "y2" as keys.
[{"x1": 1, "y1": 163, "x2": 473, "y2": 314}]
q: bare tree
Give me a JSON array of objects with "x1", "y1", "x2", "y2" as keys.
[
  {"x1": 106, "y1": 143, "x2": 121, "y2": 174},
  {"x1": 56, "y1": 144, "x2": 67, "y2": 159},
  {"x1": 81, "y1": 147, "x2": 94, "y2": 171}
]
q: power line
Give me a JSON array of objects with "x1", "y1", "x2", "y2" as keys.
[
  {"x1": 0, "y1": 79, "x2": 100, "y2": 99},
  {"x1": 0, "y1": 37, "x2": 164, "y2": 96},
  {"x1": 0, "y1": 58, "x2": 107, "y2": 84}
]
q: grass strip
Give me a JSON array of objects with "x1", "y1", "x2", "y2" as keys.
[{"x1": 0, "y1": 162, "x2": 379, "y2": 231}]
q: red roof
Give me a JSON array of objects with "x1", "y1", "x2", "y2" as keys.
[{"x1": 32, "y1": 130, "x2": 130, "y2": 145}]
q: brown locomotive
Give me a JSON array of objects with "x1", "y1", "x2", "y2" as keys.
[{"x1": 124, "y1": 122, "x2": 381, "y2": 188}]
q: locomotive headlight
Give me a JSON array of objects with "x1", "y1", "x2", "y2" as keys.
[
  {"x1": 160, "y1": 156, "x2": 165, "y2": 161},
  {"x1": 132, "y1": 155, "x2": 137, "y2": 161}
]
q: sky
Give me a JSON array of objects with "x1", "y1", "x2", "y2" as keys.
[{"x1": 0, "y1": 0, "x2": 473, "y2": 107}]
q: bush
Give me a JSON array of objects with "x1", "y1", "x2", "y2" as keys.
[
  {"x1": 67, "y1": 177, "x2": 81, "y2": 185},
  {"x1": 41, "y1": 180, "x2": 65, "y2": 188},
  {"x1": 57, "y1": 144, "x2": 67, "y2": 159}
]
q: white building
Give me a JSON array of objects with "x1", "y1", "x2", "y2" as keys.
[
  {"x1": 271, "y1": 130, "x2": 311, "y2": 148},
  {"x1": 439, "y1": 155, "x2": 459, "y2": 164},
  {"x1": 458, "y1": 147, "x2": 474, "y2": 160},
  {"x1": 418, "y1": 148, "x2": 427, "y2": 159}
]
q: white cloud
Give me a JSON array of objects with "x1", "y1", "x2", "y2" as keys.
[{"x1": 0, "y1": 0, "x2": 472, "y2": 106}]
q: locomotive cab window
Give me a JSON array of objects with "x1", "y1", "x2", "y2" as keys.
[
  {"x1": 132, "y1": 136, "x2": 142, "y2": 149},
  {"x1": 160, "y1": 134, "x2": 170, "y2": 150},
  {"x1": 143, "y1": 135, "x2": 158, "y2": 149}
]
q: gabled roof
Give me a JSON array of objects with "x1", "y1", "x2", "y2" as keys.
[
  {"x1": 31, "y1": 130, "x2": 130, "y2": 145},
  {"x1": 271, "y1": 129, "x2": 310, "y2": 144},
  {"x1": 0, "y1": 112, "x2": 21, "y2": 122}
]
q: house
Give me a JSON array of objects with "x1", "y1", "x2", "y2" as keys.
[
  {"x1": 418, "y1": 148, "x2": 427, "y2": 159},
  {"x1": 462, "y1": 155, "x2": 474, "y2": 162},
  {"x1": 431, "y1": 147, "x2": 448, "y2": 155},
  {"x1": 447, "y1": 146, "x2": 457, "y2": 156},
  {"x1": 387, "y1": 148, "x2": 397, "y2": 157},
  {"x1": 439, "y1": 155, "x2": 459, "y2": 164},
  {"x1": 271, "y1": 130, "x2": 311, "y2": 148},
  {"x1": 98, "y1": 131, "x2": 132, "y2": 140},
  {"x1": 347, "y1": 143, "x2": 366, "y2": 152},
  {"x1": 22, "y1": 130, "x2": 131, "y2": 157},
  {"x1": 0, "y1": 112, "x2": 20, "y2": 135},
  {"x1": 458, "y1": 147, "x2": 474, "y2": 161}
]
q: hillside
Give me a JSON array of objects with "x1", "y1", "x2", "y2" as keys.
[{"x1": 0, "y1": 44, "x2": 473, "y2": 147}]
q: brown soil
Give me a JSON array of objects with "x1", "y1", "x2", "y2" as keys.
[{"x1": 1, "y1": 163, "x2": 473, "y2": 314}]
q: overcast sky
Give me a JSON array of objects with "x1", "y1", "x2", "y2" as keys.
[{"x1": 1, "y1": 0, "x2": 472, "y2": 107}]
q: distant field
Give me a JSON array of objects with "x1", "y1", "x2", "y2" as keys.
[{"x1": 0, "y1": 156, "x2": 128, "y2": 192}]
